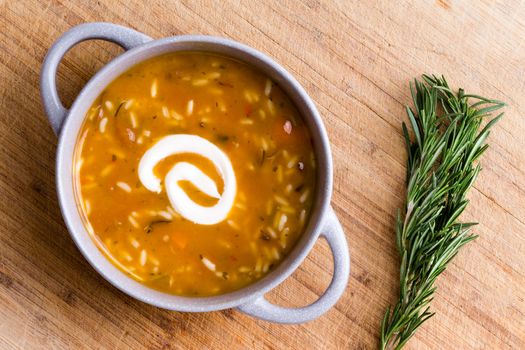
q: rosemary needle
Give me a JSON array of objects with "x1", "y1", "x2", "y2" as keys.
[{"x1": 379, "y1": 75, "x2": 505, "y2": 350}]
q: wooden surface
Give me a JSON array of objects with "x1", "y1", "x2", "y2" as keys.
[{"x1": 1, "y1": 1, "x2": 524, "y2": 349}]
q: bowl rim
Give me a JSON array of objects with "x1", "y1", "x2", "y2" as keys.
[{"x1": 56, "y1": 34, "x2": 333, "y2": 311}]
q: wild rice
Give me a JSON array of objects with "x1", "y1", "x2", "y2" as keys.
[
  {"x1": 278, "y1": 213, "x2": 288, "y2": 231},
  {"x1": 100, "y1": 164, "x2": 116, "y2": 177},
  {"x1": 162, "y1": 106, "x2": 169, "y2": 118},
  {"x1": 262, "y1": 263, "x2": 270, "y2": 273},
  {"x1": 280, "y1": 235, "x2": 287, "y2": 249},
  {"x1": 192, "y1": 79, "x2": 209, "y2": 86},
  {"x1": 99, "y1": 117, "x2": 108, "y2": 133},
  {"x1": 234, "y1": 201, "x2": 246, "y2": 210},
  {"x1": 130, "y1": 112, "x2": 137, "y2": 128},
  {"x1": 201, "y1": 257, "x2": 216, "y2": 271},
  {"x1": 266, "y1": 227, "x2": 277, "y2": 239},
  {"x1": 227, "y1": 219, "x2": 240, "y2": 230},
  {"x1": 287, "y1": 156, "x2": 299, "y2": 168},
  {"x1": 264, "y1": 79, "x2": 272, "y2": 96},
  {"x1": 76, "y1": 158, "x2": 84, "y2": 174},
  {"x1": 84, "y1": 200, "x2": 91, "y2": 215},
  {"x1": 117, "y1": 181, "x2": 132, "y2": 192},
  {"x1": 187, "y1": 99, "x2": 194, "y2": 115},
  {"x1": 130, "y1": 238, "x2": 140, "y2": 249},
  {"x1": 171, "y1": 110, "x2": 184, "y2": 120},
  {"x1": 255, "y1": 258, "x2": 263, "y2": 273},
  {"x1": 151, "y1": 79, "x2": 158, "y2": 98},
  {"x1": 299, "y1": 209, "x2": 306, "y2": 225},
  {"x1": 267, "y1": 99, "x2": 275, "y2": 115},
  {"x1": 299, "y1": 189, "x2": 310, "y2": 203},
  {"x1": 274, "y1": 195, "x2": 288, "y2": 205},
  {"x1": 272, "y1": 248, "x2": 280, "y2": 260},
  {"x1": 261, "y1": 137, "x2": 268, "y2": 151},
  {"x1": 140, "y1": 249, "x2": 147, "y2": 266},
  {"x1": 128, "y1": 215, "x2": 139, "y2": 228}
]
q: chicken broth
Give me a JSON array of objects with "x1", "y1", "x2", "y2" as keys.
[{"x1": 74, "y1": 52, "x2": 316, "y2": 296}]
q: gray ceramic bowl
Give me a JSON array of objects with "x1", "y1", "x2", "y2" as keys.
[{"x1": 40, "y1": 22, "x2": 350, "y2": 324}]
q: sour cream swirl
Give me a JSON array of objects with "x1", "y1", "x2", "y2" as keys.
[{"x1": 138, "y1": 134, "x2": 236, "y2": 225}]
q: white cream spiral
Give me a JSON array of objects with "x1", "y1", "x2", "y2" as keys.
[{"x1": 138, "y1": 134, "x2": 236, "y2": 225}]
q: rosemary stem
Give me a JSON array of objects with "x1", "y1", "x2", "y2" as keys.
[{"x1": 379, "y1": 75, "x2": 504, "y2": 349}]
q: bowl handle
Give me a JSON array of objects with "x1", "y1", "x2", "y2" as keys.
[
  {"x1": 40, "y1": 22, "x2": 152, "y2": 135},
  {"x1": 237, "y1": 206, "x2": 350, "y2": 324}
]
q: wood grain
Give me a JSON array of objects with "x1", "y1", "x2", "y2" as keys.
[{"x1": 1, "y1": 0, "x2": 524, "y2": 348}]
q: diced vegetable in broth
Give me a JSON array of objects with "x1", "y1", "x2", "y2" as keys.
[{"x1": 74, "y1": 52, "x2": 316, "y2": 297}]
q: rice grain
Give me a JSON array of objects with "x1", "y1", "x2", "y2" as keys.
[
  {"x1": 187, "y1": 99, "x2": 194, "y2": 115},
  {"x1": 117, "y1": 181, "x2": 132, "y2": 192},
  {"x1": 201, "y1": 257, "x2": 216, "y2": 271},
  {"x1": 151, "y1": 79, "x2": 158, "y2": 97},
  {"x1": 99, "y1": 117, "x2": 108, "y2": 133},
  {"x1": 140, "y1": 249, "x2": 147, "y2": 266},
  {"x1": 264, "y1": 79, "x2": 272, "y2": 96}
]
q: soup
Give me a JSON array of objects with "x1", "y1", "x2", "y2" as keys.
[{"x1": 74, "y1": 52, "x2": 316, "y2": 296}]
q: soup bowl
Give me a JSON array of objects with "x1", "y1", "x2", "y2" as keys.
[{"x1": 40, "y1": 22, "x2": 350, "y2": 324}]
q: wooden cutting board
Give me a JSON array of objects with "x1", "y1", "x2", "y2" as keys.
[{"x1": 1, "y1": 1, "x2": 523, "y2": 348}]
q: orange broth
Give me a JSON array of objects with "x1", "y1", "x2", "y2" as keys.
[{"x1": 74, "y1": 52, "x2": 316, "y2": 296}]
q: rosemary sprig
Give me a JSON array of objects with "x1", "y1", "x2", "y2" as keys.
[{"x1": 379, "y1": 75, "x2": 505, "y2": 349}]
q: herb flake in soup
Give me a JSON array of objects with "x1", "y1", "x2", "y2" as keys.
[{"x1": 74, "y1": 52, "x2": 316, "y2": 296}]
